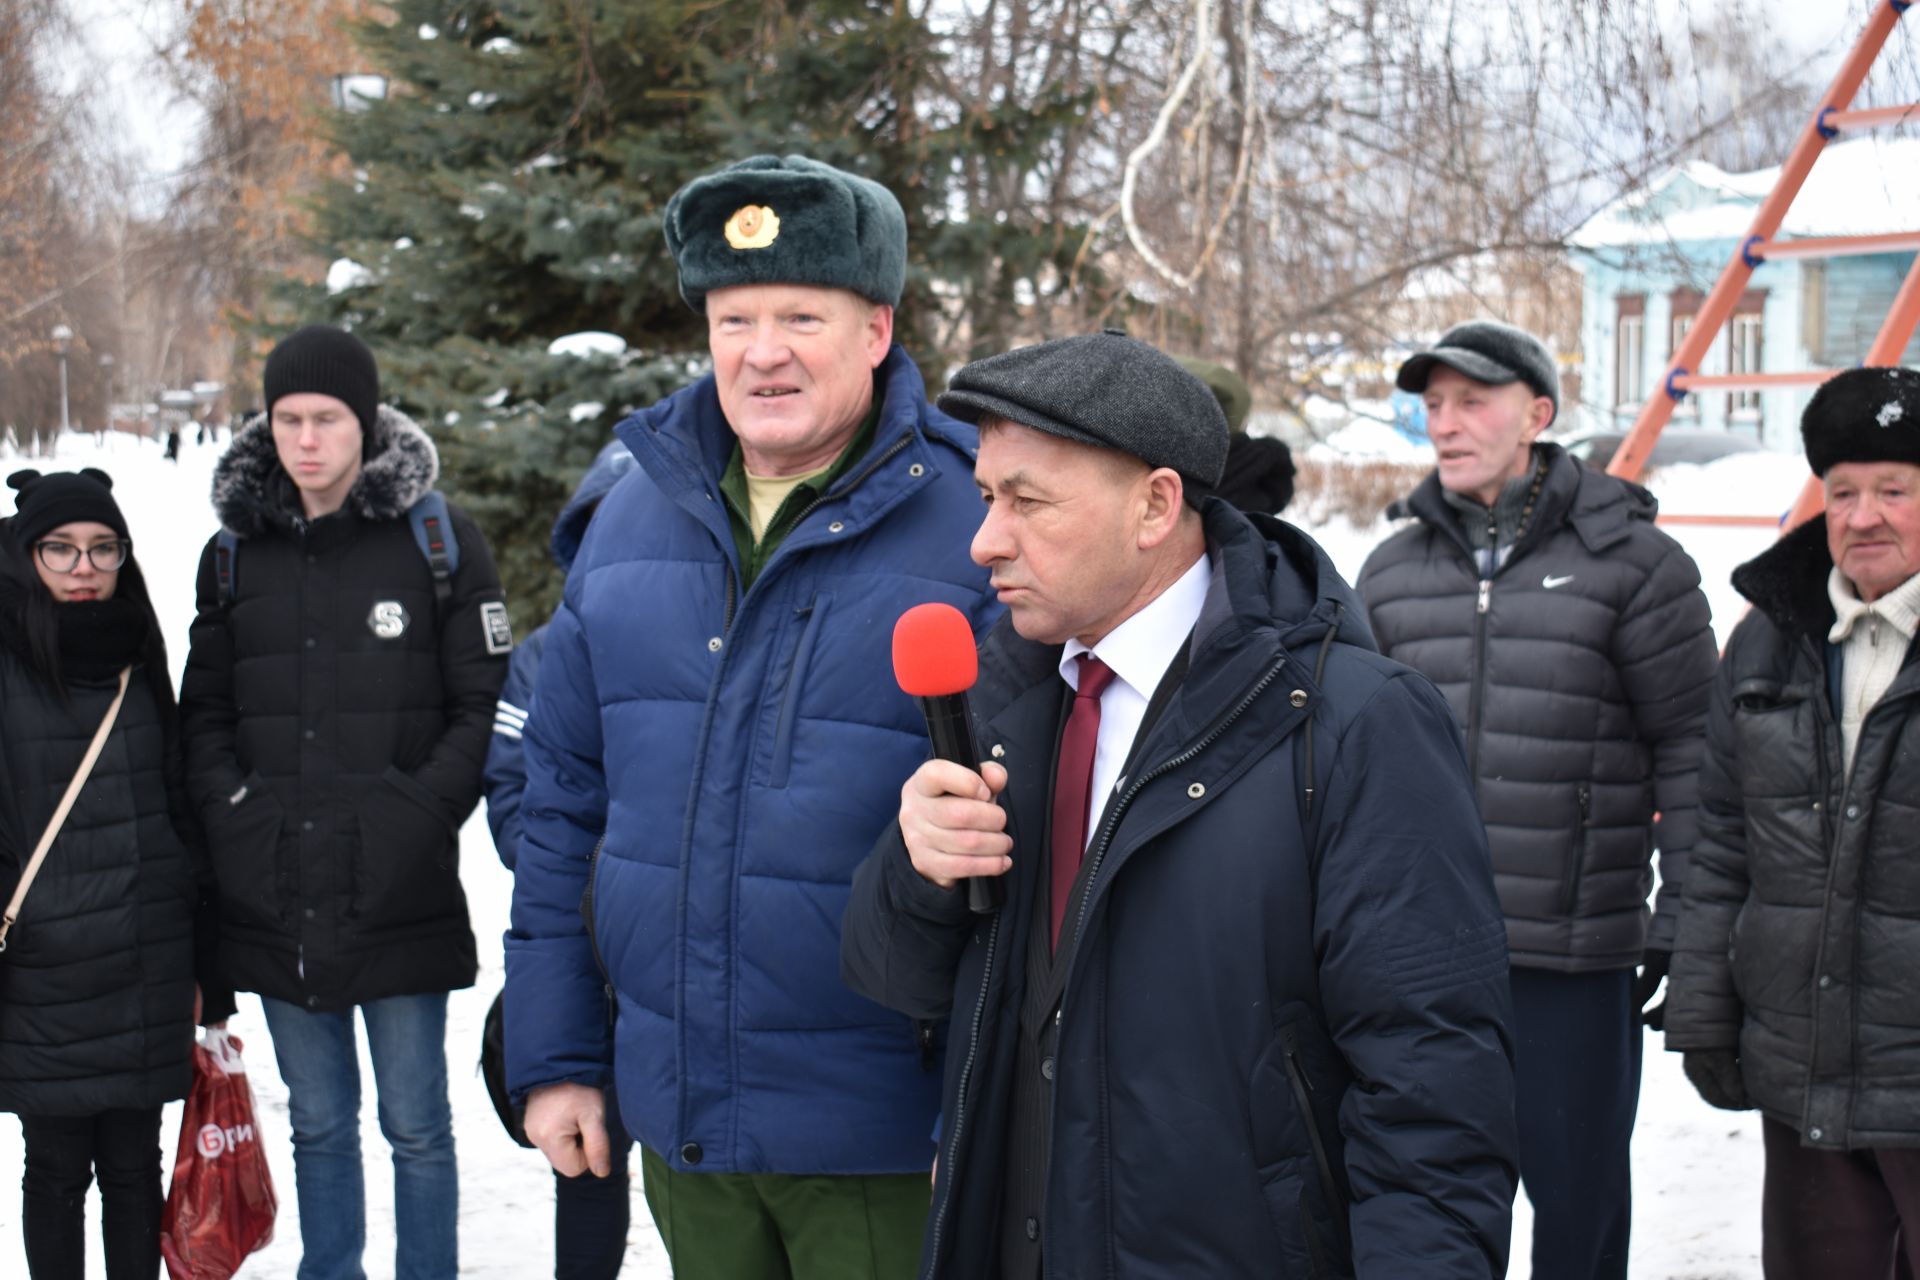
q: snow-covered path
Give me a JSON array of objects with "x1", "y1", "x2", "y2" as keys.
[{"x1": 0, "y1": 429, "x2": 1794, "y2": 1278}]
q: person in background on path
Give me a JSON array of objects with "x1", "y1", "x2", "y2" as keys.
[
  {"x1": 180, "y1": 325, "x2": 511, "y2": 1280},
  {"x1": 1355, "y1": 319, "x2": 1718, "y2": 1280},
  {"x1": 843, "y1": 331, "x2": 1518, "y2": 1278},
  {"x1": 1177, "y1": 355, "x2": 1296, "y2": 515},
  {"x1": 1667, "y1": 366, "x2": 1920, "y2": 1278},
  {"x1": 483, "y1": 438, "x2": 636, "y2": 1280},
  {"x1": 504, "y1": 154, "x2": 1000, "y2": 1280},
  {"x1": 0, "y1": 467, "x2": 232, "y2": 1280}
]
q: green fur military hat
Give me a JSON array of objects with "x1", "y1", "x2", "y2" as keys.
[{"x1": 664, "y1": 155, "x2": 908, "y2": 312}]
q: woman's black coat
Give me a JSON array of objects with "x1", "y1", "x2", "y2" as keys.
[{"x1": 0, "y1": 532, "x2": 216, "y2": 1117}]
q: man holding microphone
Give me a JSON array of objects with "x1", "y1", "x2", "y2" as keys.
[{"x1": 842, "y1": 331, "x2": 1520, "y2": 1278}]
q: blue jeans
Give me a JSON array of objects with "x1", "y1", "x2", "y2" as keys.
[{"x1": 260, "y1": 992, "x2": 458, "y2": 1280}]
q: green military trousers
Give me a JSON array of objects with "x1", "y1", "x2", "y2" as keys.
[{"x1": 640, "y1": 1146, "x2": 930, "y2": 1279}]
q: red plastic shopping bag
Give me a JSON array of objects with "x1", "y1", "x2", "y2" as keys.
[{"x1": 160, "y1": 1029, "x2": 279, "y2": 1280}]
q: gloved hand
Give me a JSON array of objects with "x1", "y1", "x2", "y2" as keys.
[
  {"x1": 1634, "y1": 948, "x2": 1671, "y2": 1030},
  {"x1": 1683, "y1": 1050, "x2": 1754, "y2": 1111}
]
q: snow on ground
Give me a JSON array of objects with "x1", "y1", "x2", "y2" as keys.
[{"x1": 0, "y1": 429, "x2": 1811, "y2": 1278}]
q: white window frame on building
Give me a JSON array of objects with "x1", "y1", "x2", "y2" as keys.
[
  {"x1": 1726, "y1": 290, "x2": 1767, "y2": 431},
  {"x1": 1615, "y1": 295, "x2": 1646, "y2": 411}
]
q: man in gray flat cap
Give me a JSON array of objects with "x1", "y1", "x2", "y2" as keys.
[
  {"x1": 842, "y1": 330, "x2": 1519, "y2": 1278},
  {"x1": 504, "y1": 154, "x2": 1000, "y2": 1277},
  {"x1": 1357, "y1": 319, "x2": 1717, "y2": 1280}
]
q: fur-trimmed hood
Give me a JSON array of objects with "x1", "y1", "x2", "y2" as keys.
[{"x1": 211, "y1": 406, "x2": 439, "y2": 536}]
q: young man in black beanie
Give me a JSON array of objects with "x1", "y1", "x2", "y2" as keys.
[
  {"x1": 1667, "y1": 365, "x2": 1920, "y2": 1278},
  {"x1": 180, "y1": 324, "x2": 511, "y2": 1280},
  {"x1": 1356, "y1": 319, "x2": 1718, "y2": 1280}
]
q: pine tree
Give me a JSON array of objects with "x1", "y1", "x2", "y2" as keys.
[{"x1": 286, "y1": 0, "x2": 1095, "y2": 630}]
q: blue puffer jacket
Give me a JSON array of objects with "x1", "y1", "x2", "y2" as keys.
[
  {"x1": 505, "y1": 346, "x2": 1001, "y2": 1175},
  {"x1": 484, "y1": 440, "x2": 637, "y2": 869},
  {"x1": 843, "y1": 502, "x2": 1519, "y2": 1278}
]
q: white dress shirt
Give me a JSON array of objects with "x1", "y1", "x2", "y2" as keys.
[{"x1": 1059, "y1": 554, "x2": 1212, "y2": 847}]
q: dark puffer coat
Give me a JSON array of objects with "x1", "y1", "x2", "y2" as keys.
[
  {"x1": 1356, "y1": 444, "x2": 1717, "y2": 971},
  {"x1": 843, "y1": 502, "x2": 1518, "y2": 1279},
  {"x1": 180, "y1": 408, "x2": 509, "y2": 1010},
  {"x1": 0, "y1": 546, "x2": 203, "y2": 1116},
  {"x1": 1667, "y1": 521, "x2": 1920, "y2": 1150}
]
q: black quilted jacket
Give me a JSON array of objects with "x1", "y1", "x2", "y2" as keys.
[
  {"x1": 1666, "y1": 521, "x2": 1920, "y2": 1150},
  {"x1": 1357, "y1": 444, "x2": 1717, "y2": 971}
]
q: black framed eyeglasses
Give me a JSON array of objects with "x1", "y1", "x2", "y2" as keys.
[{"x1": 34, "y1": 539, "x2": 131, "y2": 574}]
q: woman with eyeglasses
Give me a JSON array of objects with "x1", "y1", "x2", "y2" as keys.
[{"x1": 0, "y1": 467, "x2": 231, "y2": 1279}]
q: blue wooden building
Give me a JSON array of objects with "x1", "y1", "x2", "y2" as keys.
[{"x1": 1569, "y1": 136, "x2": 1920, "y2": 452}]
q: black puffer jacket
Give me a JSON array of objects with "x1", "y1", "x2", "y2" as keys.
[
  {"x1": 1667, "y1": 522, "x2": 1920, "y2": 1150},
  {"x1": 1357, "y1": 445, "x2": 1717, "y2": 971},
  {"x1": 181, "y1": 408, "x2": 509, "y2": 1010},
  {"x1": 0, "y1": 547, "x2": 206, "y2": 1116}
]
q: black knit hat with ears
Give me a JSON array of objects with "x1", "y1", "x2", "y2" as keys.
[
  {"x1": 7, "y1": 467, "x2": 129, "y2": 549},
  {"x1": 263, "y1": 325, "x2": 381, "y2": 435},
  {"x1": 1800, "y1": 366, "x2": 1920, "y2": 477}
]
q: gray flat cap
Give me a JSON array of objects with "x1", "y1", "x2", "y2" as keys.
[
  {"x1": 939, "y1": 331, "x2": 1230, "y2": 494},
  {"x1": 1396, "y1": 319, "x2": 1560, "y2": 427}
]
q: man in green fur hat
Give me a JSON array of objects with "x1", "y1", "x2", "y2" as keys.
[{"x1": 504, "y1": 155, "x2": 1000, "y2": 1278}]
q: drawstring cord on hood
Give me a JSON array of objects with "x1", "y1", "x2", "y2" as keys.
[{"x1": 1302, "y1": 603, "x2": 1343, "y2": 820}]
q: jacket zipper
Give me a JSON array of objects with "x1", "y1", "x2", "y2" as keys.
[
  {"x1": 1066, "y1": 656, "x2": 1290, "y2": 953},
  {"x1": 579, "y1": 834, "x2": 615, "y2": 1026},
  {"x1": 1562, "y1": 783, "x2": 1591, "y2": 916},
  {"x1": 923, "y1": 911, "x2": 1002, "y2": 1277},
  {"x1": 1467, "y1": 576, "x2": 1492, "y2": 779},
  {"x1": 717, "y1": 434, "x2": 912, "y2": 639},
  {"x1": 1280, "y1": 1024, "x2": 1349, "y2": 1240}
]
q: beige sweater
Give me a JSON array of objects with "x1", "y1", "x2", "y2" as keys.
[{"x1": 1828, "y1": 567, "x2": 1920, "y2": 772}]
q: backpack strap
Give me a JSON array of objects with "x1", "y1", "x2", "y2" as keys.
[
  {"x1": 408, "y1": 492, "x2": 460, "y2": 613},
  {"x1": 214, "y1": 529, "x2": 240, "y2": 606}
]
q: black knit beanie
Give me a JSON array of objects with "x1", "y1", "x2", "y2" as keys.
[
  {"x1": 263, "y1": 325, "x2": 381, "y2": 435},
  {"x1": 7, "y1": 467, "x2": 130, "y2": 548}
]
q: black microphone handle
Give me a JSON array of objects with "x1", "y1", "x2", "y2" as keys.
[{"x1": 915, "y1": 693, "x2": 1005, "y2": 915}]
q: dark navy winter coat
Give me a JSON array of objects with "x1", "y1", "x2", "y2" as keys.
[
  {"x1": 484, "y1": 440, "x2": 637, "y2": 869},
  {"x1": 842, "y1": 501, "x2": 1519, "y2": 1278},
  {"x1": 504, "y1": 346, "x2": 1001, "y2": 1174}
]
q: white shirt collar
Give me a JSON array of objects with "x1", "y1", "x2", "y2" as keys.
[{"x1": 1060, "y1": 554, "x2": 1212, "y2": 699}]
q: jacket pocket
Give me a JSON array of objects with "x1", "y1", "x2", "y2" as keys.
[
  {"x1": 768, "y1": 592, "x2": 831, "y2": 789},
  {"x1": 1562, "y1": 783, "x2": 1592, "y2": 916},
  {"x1": 1249, "y1": 1019, "x2": 1354, "y2": 1279},
  {"x1": 204, "y1": 771, "x2": 286, "y2": 930},
  {"x1": 351, "y1": 765, "x2": 462, "y2": 930}
]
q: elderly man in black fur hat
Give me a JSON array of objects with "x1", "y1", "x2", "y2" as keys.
[
  {"x1": 1667, "y1": 365, "x2": 1920, "y2": 1279},
  {"x1": 179, "y1": 324, "x2": 512, "y2": 1280}
]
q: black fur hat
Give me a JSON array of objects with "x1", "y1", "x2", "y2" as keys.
[{"x1": 1801, "y1": 366, "x2": 1920, "y2": 477}]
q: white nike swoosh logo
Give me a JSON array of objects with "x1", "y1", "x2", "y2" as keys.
[{"x1": 1542, "y1": 574, "x2": 1575, "y2": 590}]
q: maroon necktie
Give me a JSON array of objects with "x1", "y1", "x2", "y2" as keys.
[{"x1": 1050, "y1": 654, "x2": 1116, "y2": 951}]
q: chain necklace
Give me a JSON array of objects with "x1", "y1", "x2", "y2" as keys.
[{"x1": 1487, "y1": 450, "x2": 1551, "y2": 551}]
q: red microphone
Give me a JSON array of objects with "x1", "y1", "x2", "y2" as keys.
[{"x1": 893, "y1": 603, "x2": 1002, "y2": 914}]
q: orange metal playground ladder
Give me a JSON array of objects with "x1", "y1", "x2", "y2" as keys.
[{"x1": 1607, "y1": 0, "x2": 1920, "y2": 529}]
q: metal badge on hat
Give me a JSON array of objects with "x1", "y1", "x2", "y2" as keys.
[{"x1": 725, "y1": 204, "x2": 780, "y2": 250}]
